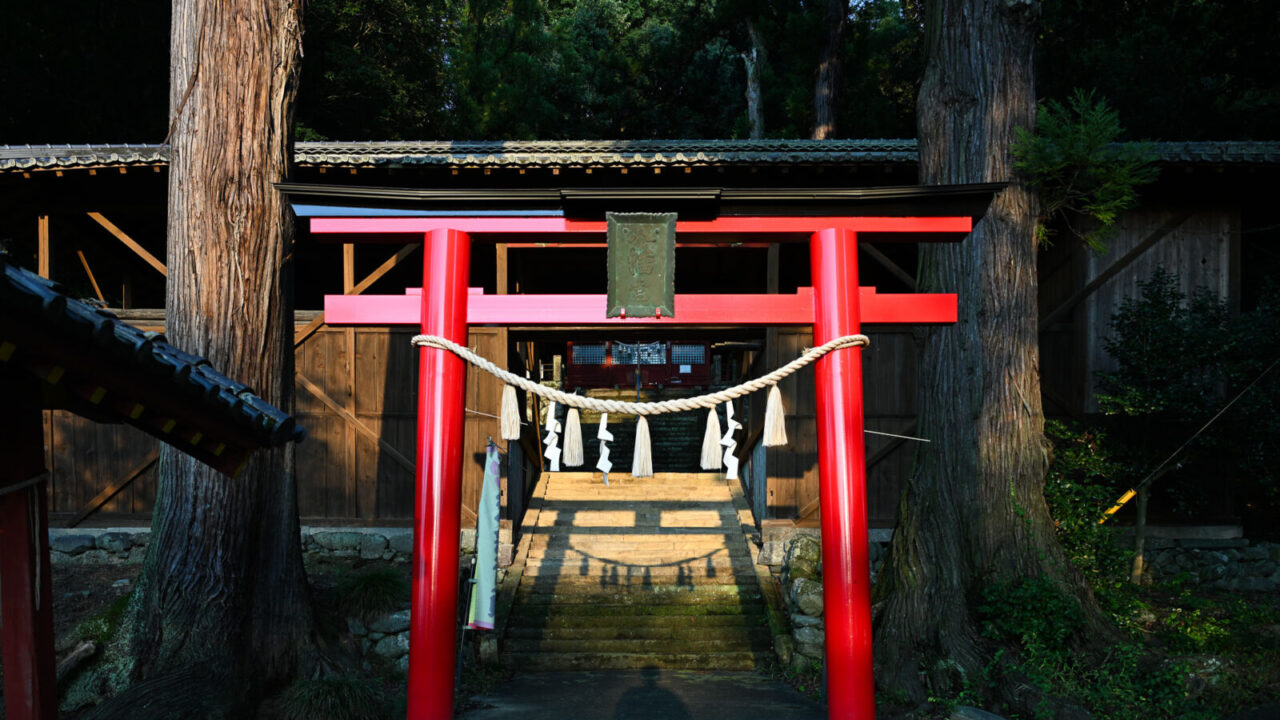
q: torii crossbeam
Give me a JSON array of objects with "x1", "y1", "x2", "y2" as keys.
[{"x1": 312, "y1": 214, "x2": 971, "y2": 720}]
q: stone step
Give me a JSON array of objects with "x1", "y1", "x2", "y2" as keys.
[
  {"x1": 519, "y1": 568, "x2": 759, "y2": 587},
  {"x1": 521, "y1": 559, "x2": 748, "y2": 578},
  {"x1": 544, "y1": 472, "x2": 727, "y2": 486},
  {"x1": 526, "y1": 546, "x2": 752, "y2": 562},
  {"x1": 503, "y1": 623, "x2": 770, "y2": 641},
  {"x1": 513, "y1": 586, "x2": 764, "y2": 605},
  {"x1": 530, "y1": 532, "x2": 744, "y2": 546},
  {"x1": 500, "y1": 651, "x2": 772, "y2": 671},
  {"x1": 542, "y1": 489, "x2": 733, "y2": 502},
  {"x1": 537, "y1": 509, "x2": 739, "y2": 529},
  {"x1": 503, "y1": 636, "x2": 769, "y2": 655},
  {"x1": 506, "y1": 612, "x2": 764, "y2": 630},
  {"x1": 507, "y1": 602, "x2": 762, "y2": 620}
]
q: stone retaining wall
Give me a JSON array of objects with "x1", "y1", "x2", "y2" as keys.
[{"x1": 48, "y1": 526, "x2": 513, "y2": 567}]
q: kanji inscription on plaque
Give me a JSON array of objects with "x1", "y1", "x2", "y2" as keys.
[{"x1": 606, "y1": 212, "x2": 676, "y2": 318}]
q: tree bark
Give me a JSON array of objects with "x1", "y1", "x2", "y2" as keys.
[
  {"x1": 97, "y1": 0, "x2": 309, "y2": 715},
  {"x1": 811, "y1": 0, "x2": 848, "y2": 139},
  {"x1": 741, "y1": 19, "x2": 765, "y2": 140},
  {"x1": 872, "y1": 0, "x2": 1112, "y2": 707}
]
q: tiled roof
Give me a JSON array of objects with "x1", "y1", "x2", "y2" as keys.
[
  {"x1": 0, "y1": 255, "x2": 304, "y2": 472},
  {"x1": 4, "y1": 139, "x2": 1278, "y2": 173}
]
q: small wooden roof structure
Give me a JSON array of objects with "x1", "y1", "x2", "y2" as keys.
[{"x1": 0, "y1": 252, "x2": 304, "y2": 720}]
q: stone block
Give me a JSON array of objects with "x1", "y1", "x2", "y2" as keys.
[
  {"x1": 774, "y1": 634, "x2": 795, "y2": 666},
  {"x1": 313, "y1": 531, "x2": 365, "y2": 551},
  {"x1": 1180, "y1": 538, "x2": 1249, "y2": 550},
  {"x1": 785, "y1": 535, "x2": 822, "y2": 583},
  {"x1": 368, "y1": 609, "x2": 411, "y2": 634},
  {"x1": 388, "y1": 530, "x2": 414, "y2": 556},
  {"x1": 791, "y1": 614, "x2": 822, "y2": 628},
  {"x1": 51, "y1": 534, "x2": 96, "y2": 555},
  {"x1": 498, "y1": 543, "x2": 514, "y2": 568},
  {"x1": 359, "y1": 534, "x2": 388, "y2": 560},
  {"x1": 757, "y1": 541, "x2": 785, "y2": 568},
  {"x1": 791, "y1": 577, "x2": 824, "y2": 617},
  {"x1": 793, "y1": 625, "x2": 824, "y2": 647},
  {"x1": 1243, "y1": 546, "x2": 1269, "y2": 561},
  {"x1": 795, "y1": 641, "x2": 824, "y2": 660},
  {"x1": 96, "y1": 532, "x2": 134, "y2": 553},
  {"x1": 460, "y1": 529, "x2": 476, "y2": 554},
  {"x1": 347, "y1": 618, "x2": 367, "y2": 636},
  {"x1": 373, "y1": 633, "x2": 410, "y2": 660},
  {"x1": 950, "y1": 707, "x2": 1009, "y2": 720}
]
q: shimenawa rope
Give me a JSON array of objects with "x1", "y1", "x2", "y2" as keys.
[{"x1": 410, "y1": 333, "x2": 869, "y2": 416}]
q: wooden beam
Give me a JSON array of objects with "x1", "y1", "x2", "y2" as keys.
[
  {"x1": 294, "y1": 243, "x2": 421, "y2": 347},
  {"x1": 65, "y1": 451, "x2": 158, "y2": 528},
  {"x1": 37, "y1": 216, "x2": 50, "y2": 279},
  {"x1": 1038, "y1": 213, "x2": 1191, "y2": 333},
  {"x1": 496, "y1": 243, "x2": 508, "y2": 295},
  {"x1": 342, "y1": 243, "x2": 355, "y2": 293},
  {"x1": 766, "y1": 243, "x2": 779, "y2": 294},
  {"x1": 295, "y1": 371, "x2": 414, "y2": 474},
  {"x1": 793, "y1": 421, "x2": 919, "y2": 521},
  {"x1": 75, "y1": 251, "x2": 105, "y2": 303},
  {"x1": 86, "y1": 212, "x2": 167, "y2": 277},
  {"x1": 859, "y1": 242, "x2": 916, "y2": 291}
]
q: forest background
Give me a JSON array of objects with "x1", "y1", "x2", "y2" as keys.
[{"x1": 4, "y1": 0, "x2": 1280, "y2": 144}]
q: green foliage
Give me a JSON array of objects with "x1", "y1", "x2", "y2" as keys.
[
  {"x1": 74, "y1": 592, "x2": 132, "y2": 645},
  {"x1": 335, "y1": 566, "x2": 409, "y2": 622},
  {"x1": 978, "y1": 579, "x2": 1211, "y2": 720},
  {"x1": 275, "y1": 677, "x2": 389, "y2": 720},
  {"x1": 1043, "y1": 421, "x2": 1131, "y2": 582},
  {"x1": 980, "y1": 577, "x2": 1083, "y2": 653},
  {"x1": 1039, "y1": 0, "x2": 1280, "y2": 141},
  {"x1": 1014, "y1": 89, "x2": 1158, "y2": 249},
  {"x1": 1096, "y1": 269, "x2": 1280, "y2": 516}
]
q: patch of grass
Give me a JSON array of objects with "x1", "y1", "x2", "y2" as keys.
[
  {"x1": 74, "y1": 591, "x2": 132, "y2": 644},
  {"x1": 275, "y1": 676, "x2": 389, "y2": 720},
  {"x1": 335, "y1": 567, "x2": 409, "y2": 622}
]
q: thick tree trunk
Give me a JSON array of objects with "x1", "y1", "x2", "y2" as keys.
[
  {"x1": 741, "y1": 19, "x2": 765, "y2": 139},
  {"x1": 872, "y1": 0, "x2": 1111, "y2": 708},
  {"x1": 96, "y1": 0, "x2": 309, "y2": 716},
  {"x1": 810, "y1": 0, "x2": 848, "y2": 139}
]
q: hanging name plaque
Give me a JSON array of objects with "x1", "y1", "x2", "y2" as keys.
[{"x1": 606, "y1": 212, "x2": 676, "y2": 318}]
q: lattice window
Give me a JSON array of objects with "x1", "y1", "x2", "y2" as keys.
[
  {"x1": 570, "y1": 343, "x2": 607, "y2": 365},
  {"x1": 670, "y1": 344, "x2": 705, "y2": 365},
  {"x1": 613, "y1": 341, "x2": 665, "y2": 365}
]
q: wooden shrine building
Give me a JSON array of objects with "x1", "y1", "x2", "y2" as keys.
[{"x1": 1, "y1": 140, "x2": 1277, "y2": 532}]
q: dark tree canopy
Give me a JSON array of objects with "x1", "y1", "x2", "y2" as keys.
[{"x1": 5, "y1": 0, "x2": 1276, "y2": 143}]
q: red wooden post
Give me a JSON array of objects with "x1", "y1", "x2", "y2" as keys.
[
  {"x1": 0, "y1": 372, "x2": 57, "y2": 720},
  {"x1": 407, "y1": 228, "x2": 471, "y2": 720},
  {"x1": 810, "y1": 228, "x2": 875, "y2": 720}
]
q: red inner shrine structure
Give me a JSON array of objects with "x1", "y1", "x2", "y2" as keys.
[{"x1": 309, "y1": 206, "x2": 979, "y2": 720}]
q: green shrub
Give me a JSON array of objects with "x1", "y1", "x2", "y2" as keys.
[
  {"x1": 275, "y1": 677, "x2": 389, "y2": 720},
  {"x1": 335, "y1": 567, "x2": 410, "y2": 622}
]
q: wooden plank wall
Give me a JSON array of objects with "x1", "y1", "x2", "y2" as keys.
[
  {"x1": 46, "y1": 324, "x2": 507, "y2": 527},
  {"x1": 761, "y1": 326, "x2": 917, "y2": 527},
  {"x1": 1079, "y1": 208, "x2": 1236, "y2": 411}
]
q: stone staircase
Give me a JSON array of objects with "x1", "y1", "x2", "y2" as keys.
[{"x1": 501, "y1": 471, "x2": 774, "y2": 671}]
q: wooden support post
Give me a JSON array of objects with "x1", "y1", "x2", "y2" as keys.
[
  {"x1": 495, "y1": 243, "x2": 508, "y2": 295},
  {"x1": 76, "y1": 250, "x2": 106, "y2": 303},
  {"x1": 0, "y1": 371, "x2": 57, "y2": 720},
  {"x1": 86, "y1": 212, "x2": 167, "y2": 277},
  {"x1": 1038, "y1": 212, "x2": 1191, "y2": 332},
  {"x1": 294, "y1": 243, "x2": 422, "y2": 348},
  {"x1": 66, "y1": 451, "x2": 158, "y2": 528},
  {"x1": 37, "y1": 216, "x2": 50, "y2": 279},
  {"x1": 342, "y1": 243, "x2": 360, "y2": 517}
]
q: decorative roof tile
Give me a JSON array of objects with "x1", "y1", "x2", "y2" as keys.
[
  {"x1": 0, "y1": 255, "x2": 304, "y2": 474},
  {"x1": 2, "y1": 139, "x2": 1278, "y2": 173}
]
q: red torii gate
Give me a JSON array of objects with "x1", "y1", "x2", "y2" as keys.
[{"x1": 315, "y1": 214, "x2": 971, "y2": 720}]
